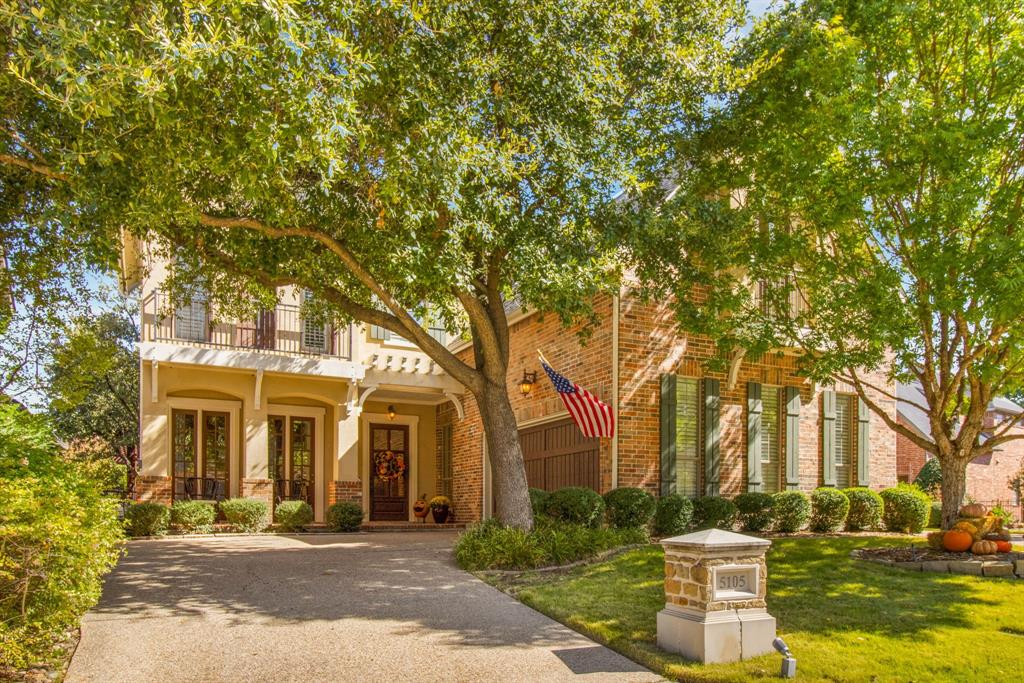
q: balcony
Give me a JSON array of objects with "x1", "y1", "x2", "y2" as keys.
[{"x1": 142, "y1": 290, "x2": 353, "y2": 360}]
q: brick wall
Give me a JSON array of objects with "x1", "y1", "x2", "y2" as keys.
[
  {"x1": 328, "y1": 480, "x2": 362, "y2": 506},
  {"x1": 241, "y1": 478, "x2": 273, "y2": 505},
  {"x1": 135, "y1": 475, "x2": 172, "y2": 505},
  {"x1": 895, "y1": 418, "x2": 929, "y2": 483}
]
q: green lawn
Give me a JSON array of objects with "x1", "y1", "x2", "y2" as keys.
[{"x1": 496, "y1": 536, "x2": 1024, "y2": 682}]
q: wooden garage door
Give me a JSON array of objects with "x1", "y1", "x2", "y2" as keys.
[{"x1": 519, "y1": 419, "x2": 600, "y2": 492}]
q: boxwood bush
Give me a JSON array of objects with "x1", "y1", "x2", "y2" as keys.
[
  {"x1": 126, "y1": 502, "x2": 170, "y2": 537},
  {"x1": 652, "y1": 494, "x2": 694, "y2": 537},
  {"x1": 170, "y1": 500, "x2": 216, "y2": 533},
  {"x1": 274, "y1": 500, "x2": 313, "y2": 531},
  {"x1": 772, "y1": 490, "x2": 811, "y2": 532},
  {"x1": 220, "y1": 497, "x2": 269, "y2": 532},
  {"x1": 810, "y1": 488, "x2": 850, "y2": 532},
  {"x1": 843, "y1": 487, "x2": 884, "y2": 531},
  {"x1": 880, "y1": 483, "x2": 930, "y2": 533},
  {"x1": 529, "y1": 487, "x2": 551, "y2": 518},
  {"x1": 692, "y1": 496, "x2": 738, "y2": 530},
  {"x1": 544, "y1": 486, "x2": 605, "y2": 528},
  {"x1": 733, "y1": 492, "x2": 774, "y2": 532},
  {"x1": 327, "y1": 501, "x2": 364, "y2": 532},
  {"x1": 603, "y1": 487, "x2": 656, "y2": 529}
]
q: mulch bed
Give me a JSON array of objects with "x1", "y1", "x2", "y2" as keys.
[{"x1": 855, "y1": 546, "x2": 1024, "y2": 563}]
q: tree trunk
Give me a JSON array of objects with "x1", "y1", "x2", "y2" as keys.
[
  {"x1": 939, "y1": 453, "x2": 968, "y2": 530},
  {"x1": 476, "y1": 379, "x2": 534, "y2": 530}
]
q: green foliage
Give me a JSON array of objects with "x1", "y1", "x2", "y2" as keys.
[
  {"x1": 125, "y1": 502, "x2": 169, "y2": 537},
  {"x1": 454, "y1": 517, "x2": 645, "y2": 571},
  {"x1": 529, "y1": 488, "x2": 551, "y2": 518},
  {"x1": 545, "y1": 487, "x2": 606, "y2": 528},
  {"x1": 170, "y1": 500, "x2": 215, "y2": 534},
  {"x1": 326, "y1": 502, "x2": 364, "y2": 532},
  {"x1": 0, "y1": 404, "x2": 123, "y2": 668},
  {"x1": 914, "y1": 459, "x2": 942, "y2": 498},
  {"x1": 692, "y1": 496, "x2": 738, "y2": 530},
  {"x1": 989, "y1": 504, "x2": 1012, "y2": 528},
  {"x1": 733, "y1": 492, "x2": 774, "y2": 532},
  {"x1": 772, "y1": 491, "x2": 811, "y2": 533},
  {"x1": 843, "y1": 487, "x2": 884, "y2": 531},
  {"x1": 809, "y1": 488, "x2": 850, "y2": 533},
  {"x1": 880, "y1": 484, "x2": 931, "y2": 534},
  {"x1": 219, "y1": 498, "x2": 269, "y2": 533},
  {"x1": 928, "y1": 501, "x2": 944, "y2": 529},
  {"x1": 651, "y1": 494, "x2": 694, "y2": 537},
  {"x1": 274, "y1": 501, "x2": 313, "y2": 532},
  {"x1": 602, "y1": 487, "x2": 656, "y2": 529}
]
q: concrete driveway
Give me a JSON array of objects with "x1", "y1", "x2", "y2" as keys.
[{"x1": 66, "y1": 532, "x2": 662, "y2": 683}]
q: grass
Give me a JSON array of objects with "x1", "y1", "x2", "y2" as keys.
[{"x1": 494, "y1": 536, "x2": 1024, "y2": 682}]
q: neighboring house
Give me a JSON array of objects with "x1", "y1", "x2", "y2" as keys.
[
  {"x1": 896, "y1": 382, "x2": 1024, "y2": 521},
  {"x1": 122, "y1": 237, "x2": 898, "y2": 525}
]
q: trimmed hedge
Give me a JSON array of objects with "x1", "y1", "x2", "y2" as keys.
[
  {"x1": 529, "y1": 488, "x2": 551, "y2": 518},
  {"x1": 327, "y1": 501, "x2": 364, "y2": 532},
  {"x1": 603, "y1": 487, "x2": 656, "y2": 529},
  {"x1": 843, "y1": 487, "x2": 884, "y2": 531},
  {"x1": 220, "y1": 498, "x2": 269, "y2": 532},
  {"x1": 275, "y1": 500, "x2": 313, "y2": 531},
  {"x1": 928, "y1": 501, "x2": 943, "y2": 529},
  {"x1": 692, "y1": 496, "x2": 737, "y2": 530},
  {"x1": 652, "y1": 494, "x2": 694, "y2": 537},
  {"x1": 772, "y1": 490, "x2": 811, "y2": 532},
  {"x1": 545, "y1": 487, "x2": 605, "y2": 528},
  {"x1": 880, "y1": 484, "x2": 930, "y2": 534},
  {"x1": 126, "y1": 502, "x2": 170, "y2": 537},
  {"x1": 170, "y1": 500, "x2": 216, "y2": 533},
  {"x1": 734, "y1": 492, "x2": 775, "y2": 532},
  {"x1": 810, "y1": 488, "x2": 850, "y2": 532}
]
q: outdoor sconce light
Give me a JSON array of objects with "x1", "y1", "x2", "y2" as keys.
[
  {"x1": 387, "y1": 405, "x2": 397, "y2": 420},
  {"x1": 520, "y1": 370, "x2": 537, "y2": 396}
]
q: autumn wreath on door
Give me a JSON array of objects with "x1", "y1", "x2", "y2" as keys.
[{"x1": 374, "y1": 449, "x2": 406, "y2": 482}]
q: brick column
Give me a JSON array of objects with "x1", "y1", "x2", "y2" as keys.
[
  {"x1": 242, "y1": 478, "x2": 273, "y2": 506},
  {"x1": 135, "y1": 475, "x2": 172, "y2": 505},
  {"x1": 657, "y1": 529, "x2": 776, "y2": 664}
]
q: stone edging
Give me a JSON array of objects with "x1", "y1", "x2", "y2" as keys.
[
  {"x1": 852, "y1": 548, "x2": 1024, "y2": 578},
  {"x1": 476, "y1": 543, "x2": 649, "y2": 577}
]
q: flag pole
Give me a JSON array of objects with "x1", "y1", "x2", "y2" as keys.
[{"x1": 537, "y1": 349, "x2": 552, "y2": 367}]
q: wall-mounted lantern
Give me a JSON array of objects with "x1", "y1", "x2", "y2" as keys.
[
  {"x1": 520, "y1": 370, "x2": 537, "y2": 396},
  {"x1": 387, "y1": 404, "x2": 397, "y2": 420}
]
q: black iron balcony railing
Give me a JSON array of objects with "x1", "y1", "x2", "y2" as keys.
[{"x1": 143, "y1": 290, "x2": 352, "y2": 360}]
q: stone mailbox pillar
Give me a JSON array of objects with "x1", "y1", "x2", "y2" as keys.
[{"x1": 657, "y1": 528, "x2": 775, "y2": 664}]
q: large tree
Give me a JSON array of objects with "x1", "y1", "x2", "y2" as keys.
[
  {"x1": 0, "y1": 0, "x2": 740, "y2": 528},
  {"x1": 633, "y1": 0, "x2": 1024, "y2": 529}
]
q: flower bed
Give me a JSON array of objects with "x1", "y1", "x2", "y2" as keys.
[{"x1": 852, "y1": 546, "x2": 1024, "y2": 578}]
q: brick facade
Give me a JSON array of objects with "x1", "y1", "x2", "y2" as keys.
[
  {"x1": 134, "y1": 475, "x2": 172, "y2": 505},
  {"x1": 448, "y1": 289, "x2": 899, "y2": 522},
  {"x1": 328, "y1": 480, "x2": 363, "y2": 506},
  {"x1": 241, "y1": 478, "x2": 273, "y2": 506}
]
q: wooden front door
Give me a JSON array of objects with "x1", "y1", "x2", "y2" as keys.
[{"x1": 369, "y1": 423, "x2": 409, "y2": 521}]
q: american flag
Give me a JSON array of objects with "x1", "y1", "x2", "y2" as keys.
[{"x1": 541, "y1": 360, "x2": 615, "y2": 438}]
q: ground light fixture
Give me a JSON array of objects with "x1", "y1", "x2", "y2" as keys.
[
  {"x1": 773, "y1": 637, "x2": 796, "y2": 678},
  {"x1": 387, "y1": 405, "x2": 396, "y2": 420},
  {"x1": 520, "y1": 370, "x2": 537, "y2": 396}
]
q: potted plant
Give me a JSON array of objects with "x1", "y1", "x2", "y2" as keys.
[
  {"x1": 429, "y1": 495, "x2": 452, "y2": 524},
  {"x1": 413, "y1": 494, "x2": 429, "y2": 523}
]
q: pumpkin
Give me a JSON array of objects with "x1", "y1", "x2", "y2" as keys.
[
  {"x1": 959, "y1": 503, "x2": 987, "y2": 518},
  {"x1": 995, "y1": 540, "x2": 1012, "y2": 553},
  {"x1": 971, "y1": 540, "x2": 998, "y2": 555},
  {"x1": 943, "y1": 530, "x2": 974, "y2": 553},
  {"x1": 927, "y1": 531, "x2": 946, "y2": 550}
]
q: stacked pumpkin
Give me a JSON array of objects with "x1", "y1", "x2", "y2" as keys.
[{"x1": 930, "y1": 504, "x2": 1013, "y2": 555}]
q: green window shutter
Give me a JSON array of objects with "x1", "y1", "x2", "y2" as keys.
[
  {"x1": 704, "y1": 378, "x2": 720, "y2": 497},
  {"x1": 822, "y1": 390, "x2": 837, "y2": 487},
  {"x1": 660, "y1": 374, "x2": 677, "y2": 496},
  {"x1": 857, "y1": 398, "x2": 871, "y2": 486},
  {"x1": 369, "y1": 324, "x2": 391, "y2": 341},
  {"x1": 747, "y1": 382, "x2": 763, "y2": 492},
  {"x1": 784, "y1": 387, "x2": 801, "y2": 490}
]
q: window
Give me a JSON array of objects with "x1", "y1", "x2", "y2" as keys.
[
  {"x1": 438, "y1": 423, "x2": 454, "y2": 499},
  {"x1": 268, "y1": 416, "x2": 286, "y2": 480},
  {"x1": 172, "y1": 410, "x2": 198, "y2": 500},
  {"x1": 268, "y1": 415, "x2": 316, "y2": 506},
  {"x1": 174, "y1": 295, "x2": 208, "y2": 341},
  {"x1": 674, "y1": 378, "x2": 701, "y2": 497},
  {"x1": 835, "y1": 395, "x2": 854, "y2": 488},
  {"x1": 172, "y1": 408, "x2": 229, "y2": 500},
  {"x1": 761, "y1": 387, "x2": 781, "y2": 493},
  {"x1": 301, "y1": 291, "x2": 329, "y2": 352}
]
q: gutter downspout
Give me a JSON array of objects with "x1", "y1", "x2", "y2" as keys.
[{"x1": 611, "y1": 291, "x2": 620, "y2": 489}]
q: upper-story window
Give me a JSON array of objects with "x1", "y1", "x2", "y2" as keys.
[
  {"x1": 369, "y1": 309, "x2": 447, "y2": 347},
  {"x1": 174, "y1": 290, "x2": 208, "y2": 342},
  {"x1": 301, "y1": 290, "x2": 329, "y2": 353}
]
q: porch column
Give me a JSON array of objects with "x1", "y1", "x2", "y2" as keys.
[
  {"x1": 333, "y1": 402, "x2": 362, "y2": 511},
  {"x1": 242, "y1": 372, "x2": 272, "y2": 506}
]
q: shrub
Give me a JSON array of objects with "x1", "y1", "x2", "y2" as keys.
[
  {"x1": 990, "y1": 504, "x2": 1013, "y2": 527},
  {"x1": 274, "y1": 500, "x2": 313, "y2": 531},
  {"x1": 880, "y1": 483, "x2": 930, "y2": 533},
  {"x1": 913, "y1": 458, "x2": 942, "y2": 497},
  {"x1": 928, "y1": 501, "x2": 943, "y2": 529},
  {"x1": 843, "y1": 487, "x2": 884, "y2": 531},
  {"x1": 733, "y1": 492, "x2": 775, "y2": 532},
  {"x1": 545, "y1": 487, "x2": 605, "y2": 528},
  {"x1": 652, "y1": 494, "x2": 694, "y2": 537},
  {"x1": 692, "y1": 496, "x2": 738, "y2": 530},
  {"x1": 170, "y1": 500, "x2": 216, "y2": 533},
  {"x1": 220, "y1": 498, "x2": 269, "y2": 532},
  {"x1": 603, "y1": 487, "x2": 656, "y2": 529},
  {"x1": 126, "y1": 502, "x2": 170, "y2": 537},
  {"x1": 0, "y1": 404, "x2": 123, "y2": 668},
  {"x1": 772, "y1": 490, "x2": 811, "y2": 532},
  {"x1": 529, "y1": 488, "x2": 551, "y2": 518},
  {"x1": 809, "y1": 488, "x2": 850, "y2": 532},
  {"x1": 327, "y1": 502, "x2": 364, "y2": 532}
]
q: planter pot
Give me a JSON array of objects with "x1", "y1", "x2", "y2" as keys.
[{"x1": 431, "y1": 507, "x2": 450, "y2": 524}]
